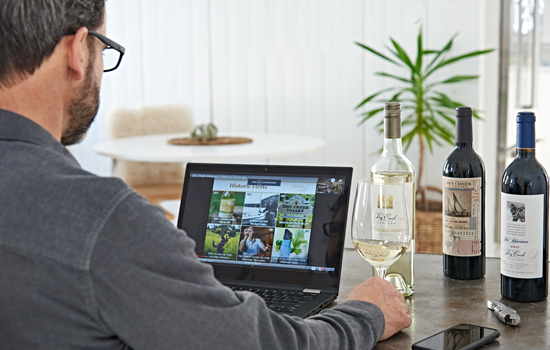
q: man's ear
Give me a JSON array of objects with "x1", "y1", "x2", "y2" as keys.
[{"x1": 66, "y1": 27, "x2": 89, "y2": 81}]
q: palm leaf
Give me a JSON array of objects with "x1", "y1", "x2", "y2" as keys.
[
  {"x1": 427, "y1": 75, "x2": 479, "y2": 89},
  {"x1": 416, "y1": 26, "x2": 423, "y2": 74},
  {"x1": 390, "y1": 38, "x2": 415, "y2": 72},
  {"x1": 425, "y1": 109, "x2": 452, "y2": 144},
  {"x1": 427, "y1": 49, "x2": 495, "y2": 77},
  {"x1": 355, "y1": 87, "x2": 397, "y2": 109},
  {"x1": 358, "y1": 107, "x2": 384, "y2": 125},
  {"x1": 440, "y1": 75, "x2": 479, "y2": 84},
  {"x1": 425, "y1": 100, "x2": 456, "y2": 126},
  {"x1": 422, "y1": 128, "x2": 434, "y2": 152},
  {"x1": 388, "y1": 89, "x2": 406, "y2": 102},
  {"x1": 375, "y1": 72, "x2": 410, "y2": 83},
  {"x1": 426, "y1": 33, "x2": 458, "y2": 70},
  {"x1": 428, "y1": 118, "x2": 455, "y2": 145},
  {"x1": 355, "y1": 42, "x2": 400, "y2": 66},
  {"x1": 472, "y1": 109, "x2": 482, "y2": 120},
  {"x1": 435, "y1": 110, "x2": 456, "y2": 126},
  {"x1": 402, "y1": 129, "x2": 416, "y2": 152},
  {"x1": 430, "y1": 92, "x2": 463, "y2": 109}
]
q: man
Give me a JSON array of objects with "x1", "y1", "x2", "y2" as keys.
[
  {"x1": 239, "y1": 227, "x2": 271, "y2": 255},
  {"x1": 259, "y1": 195, "x2": 278, "y2": 226},
  {"x1": 0, "y1": 1, "x2": 411, "y2": 349},
  {"x1": 322, "y1": 179, "x2": 338, "y2": 194}
]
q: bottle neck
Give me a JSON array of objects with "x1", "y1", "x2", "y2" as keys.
[
  {"x1": 382, "y1": 137, "x2": 404, "y2": 155},
  {"x1": 516, "y1": 148, "x2": 536, "y2": 159},
  {"x1": 455, "y1": 142, "x2": 473, "y2": 149},
  {"x1": 455, "y1": 115, "x2": 473, "y2": 144},
  {"x1": 516, "y1": 121, "x2": 536, "y2": 159}
]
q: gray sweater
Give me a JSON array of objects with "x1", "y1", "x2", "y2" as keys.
[{"x1": 0, "y1": 110, "x2": 385, "y2": 350}]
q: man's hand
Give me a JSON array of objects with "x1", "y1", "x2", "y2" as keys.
[{"x1": 346, "y1": 277, "x2": 411, "y2": 341}]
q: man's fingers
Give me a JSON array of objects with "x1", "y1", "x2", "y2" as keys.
[
  {"x1": 397, "y1": 292, "x2": 405, "y2": 303},
  {"x1": 404, "y1": 314, "x2": 412, "y2": 328},
  {"x1": 401, "y1": 303, "x2": 409, "y2": 314}
]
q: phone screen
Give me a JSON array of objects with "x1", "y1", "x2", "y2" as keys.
[{"x1": 413, "y1": 324, "x2": 499, "y2": 350}]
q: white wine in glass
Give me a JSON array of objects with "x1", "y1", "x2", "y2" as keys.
[{"x1": 351, "y1": 179, "x2": 411, "y2": 279}]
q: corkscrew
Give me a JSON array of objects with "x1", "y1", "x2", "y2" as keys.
[{"x1": 487, "y1": 300, "x2": 521, "y2": 326}]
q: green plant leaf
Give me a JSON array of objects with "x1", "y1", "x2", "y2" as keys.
[
  {"x1": 423, "y1": 108, "x2": 455, "y2": 146},
  {"x1": 358, "y1": 107, "x2": 384, "y2": 125},
  {"x1": 423, "y1": 49, "x2": 439, "y2": 54},
  {"x1": 430, "y1": 92, "x2": 463, "y2": 109},
  {"x1": 426, "y1": 49, "x2": 495, "y2": 77},
  {"x1": 428, "y1": 119, "x2": 455, "y2": 145},
  {"x1": 427, "y1": 75, "x2": 479, "y2": 89},
  {"x1": 355, "y1": 87, "x2": 397, "y2": 109},
  {"x1": 416, "y1": 26, "x2": 423, "y2": 74},
  {"x1": 387, "y1": 91, "x2": 403, "y2": 102},
  {"x1": 385, "y1": 44, "x2": 402, "y2": 62},
  {"x1": 390, "y1": 38, "x2": 415, "y2": 72},
  {"x1": 441, "y1": 75, "x2": 479, "y2": 84},
  {"x1": 472, "y1": 109, "x2": 483, "y2": 120},
  {"x1": 426, "y1": 33, "x2": 458, "y2": 70},
  {"x1": 402, "y1": 129, "x2": 416, "y2": 152},
  {"x1": 355, "y1": 42, "x2": 400, "y2": 66},
  {"x1": 435, "y1": 110, "x2": 456, "y2": 126},
  {"x1": 375, "y1": 72, "x2": 410, "y2": 83},
  {"x1": 422, "y1": 128, "x2": 435, "y2": 152},
  {"x1": 424, "y1": 100, "x2": 456, "y2": 126}
]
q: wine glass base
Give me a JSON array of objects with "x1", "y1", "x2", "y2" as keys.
[{"x1": 386, "y1": 273, "x2": 414, "y2": 297}]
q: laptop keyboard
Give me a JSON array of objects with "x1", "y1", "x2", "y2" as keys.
[{"x1": 231, "y1": 287, "x2": 317, "y2": 314}]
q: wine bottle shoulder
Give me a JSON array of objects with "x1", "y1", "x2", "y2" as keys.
[
  {"x1": 443, "y1": 148, "x2": 485, "y2": 178},
  {"x1": 502, "y1": 158, "x2": 549, "y2": 194},
  {"x1": 371, "y1": 153, "x2": 416, "y2": 175}
]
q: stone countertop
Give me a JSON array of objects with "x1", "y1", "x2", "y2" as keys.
[{"x1": 336, "y1": 249, "x2": 549, "y2": 349}]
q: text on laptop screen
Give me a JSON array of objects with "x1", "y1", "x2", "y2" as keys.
[{"x1": 181, "y1": 172, "x2": 347, "y2": 273}]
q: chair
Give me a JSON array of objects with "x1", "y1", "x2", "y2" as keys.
[{"x1": 106, "y1": 104, "x2": 194, "y2": 213}]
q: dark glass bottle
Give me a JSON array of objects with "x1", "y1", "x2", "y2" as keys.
[
  {"x1": 442, "y1": 107, "x2": 485, "y2": 279},
  {"x1": 501, "y1": 111, "x2": 548, "y2": 302}
]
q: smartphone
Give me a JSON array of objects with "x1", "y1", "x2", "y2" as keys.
[{"x1": 412, "y1": 323, "x2": 500, "y2": 350}]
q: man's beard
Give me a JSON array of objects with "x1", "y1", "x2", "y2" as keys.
[{"x1": 61, "y1": 56, "x2": 100, "y2": 146}]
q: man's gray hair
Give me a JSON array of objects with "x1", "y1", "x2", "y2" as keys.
[{"x1": 0, "y1": 0, "x2": 105, "y2": 88}]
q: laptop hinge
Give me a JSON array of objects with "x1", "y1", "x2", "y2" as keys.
[{"x1": 303, "y1": 288, "x2": 321, "y2": 294}]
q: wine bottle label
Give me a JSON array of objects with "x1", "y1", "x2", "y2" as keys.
[
  {"x1": 500, "y1": 193, "x2": 544, "y2": 279},
  {"x1": 442, "y1": 177, "x2": 482, "y2": 256},
  {"x1": 371, "y1": 184, "x2": 409, "y2": 240}
]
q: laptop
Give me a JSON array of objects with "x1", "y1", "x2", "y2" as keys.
[{"x1": 177, "y1": 163, "x2": 353, "y2": 318}]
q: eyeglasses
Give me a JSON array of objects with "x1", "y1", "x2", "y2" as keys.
[
  {"x1": 88, "y1": 30, "x2": 125, "y2": 72},
  {"x1": 64, "y1": 30, "x2": 125, "y2": 72}
]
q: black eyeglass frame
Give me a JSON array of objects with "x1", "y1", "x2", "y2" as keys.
[
  {"x1": 65, "y1": 29, "x2": 125, "y2": 72},
  {"x1": 88, "y1": 30, "x2": 125, "y2": 72}
]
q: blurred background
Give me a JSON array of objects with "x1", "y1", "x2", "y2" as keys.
[{"x1": 75, "y1": 0, "x2": 550, "y2": 258}]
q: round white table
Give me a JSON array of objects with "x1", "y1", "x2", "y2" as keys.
[{"x1": 94, "y1": 132, "x2": 325, "y2": 163}]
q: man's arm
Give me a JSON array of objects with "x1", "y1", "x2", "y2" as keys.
[
  {"x1": 89, "y1": 193, "x2": 406, "y2": 350},
  {"x1": 238, "y1": 234, "x2": 248, "y2": 252}
]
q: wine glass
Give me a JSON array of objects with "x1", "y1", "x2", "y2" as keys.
[{"x1": 351, "y1": 178, "x2": 411, "y2": 279}]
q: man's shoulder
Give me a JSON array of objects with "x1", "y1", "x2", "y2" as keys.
[{"x1": 0, "y1": 143, "x2": 137, "y2": 270}]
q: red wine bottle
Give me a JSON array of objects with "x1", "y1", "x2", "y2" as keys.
[
  {"x1": 501, "y1": 111, "x2": 548, "y2": 302},
  {"x1": 442, "y1": 107, "x2": 485, "y2": 279}
]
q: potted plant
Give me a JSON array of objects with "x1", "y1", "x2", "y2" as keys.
[{"x1": 355, "y1": 27, "x2": 494, "y2": 251}]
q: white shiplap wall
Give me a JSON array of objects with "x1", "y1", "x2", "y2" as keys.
[{"x1": 71, "y1": 0, "x2": 497, "y2": 251}]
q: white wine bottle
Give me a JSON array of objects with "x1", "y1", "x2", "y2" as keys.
[{"x1": 371, "y1": 102, "x2": 416, "y2": 297}]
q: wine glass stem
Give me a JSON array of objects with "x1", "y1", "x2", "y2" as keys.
[{"x1": 375, "y1": 267, "x2": 387, "y2": 280}]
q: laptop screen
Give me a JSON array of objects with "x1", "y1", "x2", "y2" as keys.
[{"x1": 178, "y1": 163, "x2": 352, "y2": 292}]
